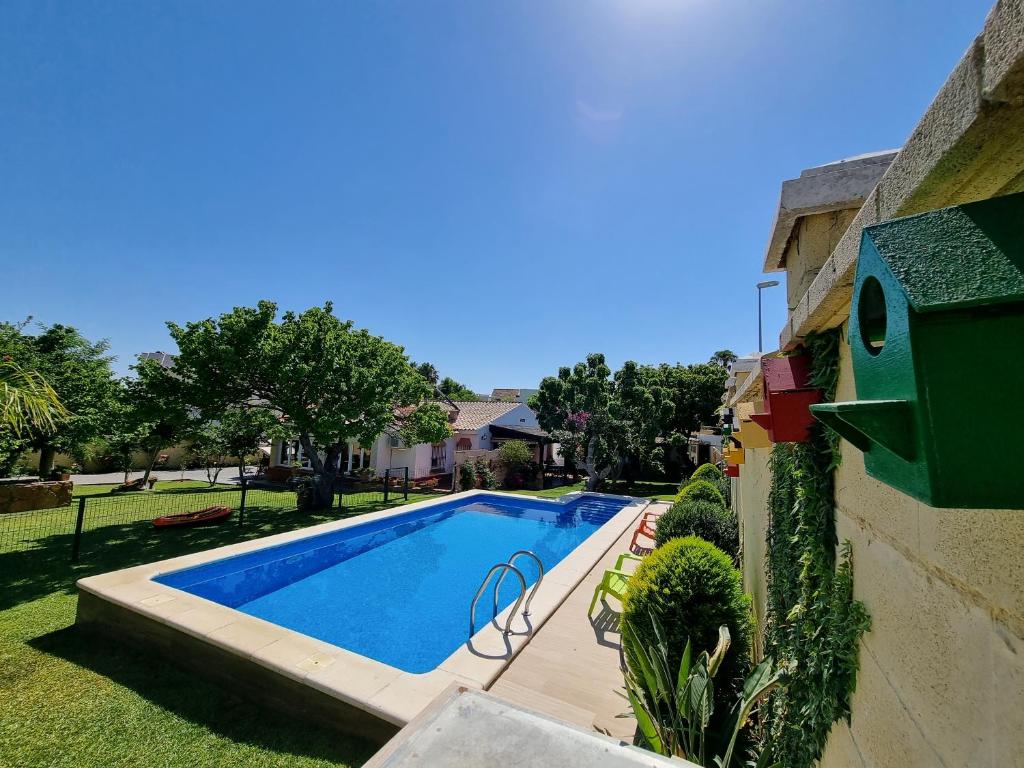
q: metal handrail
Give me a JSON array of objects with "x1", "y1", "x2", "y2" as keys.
[
  {"x1": 493, "y1": 550, "x2": 544, "y2": 616},
  {"x1": 469, "y1": 563, "x2": 527, "y2": 638}
]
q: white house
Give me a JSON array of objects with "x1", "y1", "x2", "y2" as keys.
[{"x1": 268, "y1": 400, "x2": 543, "y2": 481}]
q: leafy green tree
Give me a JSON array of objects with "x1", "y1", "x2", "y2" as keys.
[
  {"x1": 412, "y1": 361, "x2": 439, "y2": 385},
  {"x1": 709, "y1": 349, "x2": 738, "y2": 367},
  {"x1": 397, "y1": 402, "x2": 453, "y2": 448},
  {"x1": 437, "y1": 376, "x2": 478, "y2": 401},
  {"x1": 610, "y1": 362, "x2": 674, "y2": 479},
  {"x1": 124, "y1": 359, "x2": 196, "y2": 487},
  {"x1": 0, "y1": 360, "x2": 68, "y2": 437},
  {"x1": 168, "y1": 301, "x2": 449, "y2": 509},
  {"x1": 0, "y1": 322, "x2": 118, "y2": 476},
  {"x1": 534, "y1": 353, "x2": 616, "y2": 491},
  {"x1": 188, "y1": 408, "x2": 280, "y2": 485},
  {"x1": 657, "y1": 362, "x2": 729, "y2": 448}
]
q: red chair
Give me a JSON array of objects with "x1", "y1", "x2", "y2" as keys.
[{"x1": 629, "y1": 510, "x2": 663, "y2": 552}]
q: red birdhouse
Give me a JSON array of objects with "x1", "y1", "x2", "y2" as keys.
[
  {"x1": 725, "y1": 464, "x2": 740, "y2": 477},
  {"x1": 748, "y1": 354, "x2": 822, "y2": 444}
]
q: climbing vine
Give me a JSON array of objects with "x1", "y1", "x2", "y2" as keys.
[{"x1": 762, "y1": 329, "x2": 871, "y2": 767}]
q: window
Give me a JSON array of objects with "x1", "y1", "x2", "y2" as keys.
[
  {"x1": 431, "y1": 442, "x2": 447, "y2": 470},
  {"x1": 389, "y1": 435, "x2": 403, "y2": 449},
  {"x1": 456, "y1": 437, "x2": 472, "y2": 451}
]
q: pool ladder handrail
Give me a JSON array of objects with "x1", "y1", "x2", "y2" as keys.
[
  {"x1": 493, "y1": 550, "x2": 545, "y2": 617},
  {"x1": 469, "y1": 563, "x2": 527, "y2": 638}
]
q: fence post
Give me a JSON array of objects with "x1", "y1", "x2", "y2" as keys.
[
  {"x1": 451, "y1": 464, "x2": 458, "y2": 494},
  {"x1": 383, "y1": 469, "x2": 390, "y2": 503},
  {"x1": 238, "y1": 479, "x2": 247, "y2": 526},
  {"x1": 71, "y1": 496, "x2": 86, "y2": 562},
  {"x1": 403, "y1": 467, "x2": 409, "y2": 500}
]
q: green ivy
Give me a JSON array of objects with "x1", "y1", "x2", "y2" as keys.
[{"x1": 762, "y1": 329, "x2": 871, "y2": 767}]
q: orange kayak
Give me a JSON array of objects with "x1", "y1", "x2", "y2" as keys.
[{"x1": 153, "y1": 505, "x2": 232, "y2": 528}]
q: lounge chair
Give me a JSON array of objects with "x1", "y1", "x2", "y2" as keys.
[{"x1": 588, "y1": 553, "x2": 643, "y2": 616}]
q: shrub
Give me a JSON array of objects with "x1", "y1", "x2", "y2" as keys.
[
  {"x1": 622, "y1": 536, "x2": 752, "y2": 699},
  {"x1": 654, "y1": 499, "x2": 738, "y2": 557},
  {"x1": 688, "y1": 462, "x2": 724, "y2": 486},
  {"x1": 475, "y1": 457, "x2": 496, "y2": 489},
  {"x1": 675, "y1": 479, "x2": 725, "y2": 506},
  {"x1": 457, "y1": 461, "x2": 477, "y2": 491},
  {"x1": 497, "y1": 439, "x2": 533, "y2": 467}
]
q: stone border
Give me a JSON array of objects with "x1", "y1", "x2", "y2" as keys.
[{"x1": 76, "y1": 489, "x2": 649, "y2": 741}]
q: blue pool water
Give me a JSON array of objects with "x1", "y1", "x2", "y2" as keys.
[{"x1": 154, "y1": 493, "x2": 629, "y2": 673}]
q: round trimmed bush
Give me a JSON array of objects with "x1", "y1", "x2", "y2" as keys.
[
  {"x1": 622, "y1": 536, "x2": 752, "y2": 691},
  {"x1": 688, "y1": 462, "x2": 724, "y2": 486},
  {"x1": 675, "y1": 478, "x2": 725, "y2": 506},
  {"x1": 654, "y1": 499, "x2": 738, "y2": 557}
]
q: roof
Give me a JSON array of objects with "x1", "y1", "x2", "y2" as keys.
[
  {"x1": 489, "y1": 388, "x2": 539, "y2": 403},
  {"x1": 863, "y1": 191, "x2": 1024, "y2": 312},
  {"x1": 763, "y1": 150, "x2": 899, "y2": 272},
  {"x1": 139, "y1": 351, "x2": 175, "y2": 369},
  {"x1": 449, "y1": 400, "x2": 522, "y2": 430},
  {"x1": 489, "y1": 423, "x2": 552, "y2": 443}
]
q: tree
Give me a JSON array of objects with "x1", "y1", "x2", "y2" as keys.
[
  {"x1": 168, "y1": 301, "x2": 450, "y2": 509},
  {"x1": 534, "y1": 353, "x2": 616, "y2": 491},
  {"x1": 124, "y1": 359, "x2": 196, "y2": 487},
  {"x1": 437, "y1": 376, "x2": 478, "y2": 401},
  {"x1": 0, "y1": 322, "x2": 118, "y2": 476},
  {"x1": 188, "y1": 407, "x2": 280, "y2": 485},
  {"x1": 610, "y1": 362, "x2": 674, "y2": 480},
  {"x1": 0, "y1": 360, "x2": 68, "y2": 437},
  {"x1": 397, "y1": 402, "x2": 453, "y2": 448},
  {"x1": 657, "y1": 362, "x2": 729, "y2": 449},
  {"x1": 709, "y1": 349, "x2": 737, "y2": 367},
  {"x1": 412, "y1": 361, "x2": 439, "y2": 385}
]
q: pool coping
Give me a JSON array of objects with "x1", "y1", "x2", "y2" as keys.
[{"x1": 75, "y1": 489, "x2": 649, "y2": 735}]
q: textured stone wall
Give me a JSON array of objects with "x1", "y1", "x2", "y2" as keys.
[
  {"x1": 817, "y1": 339, "x2": 1024, "y2": 767},
  {"x1": 0, "y1": 481, "x2": 73, "y2": 513}
]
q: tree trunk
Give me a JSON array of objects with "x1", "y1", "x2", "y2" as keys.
[
  {"x1": 38, "y1": 445, "x2": 56, "y2": 478},
  {"x1": 141, "y1": 449, "x2": 160, "y2": 488},
  {"x1": 298, "y1": 434, "x2": 341, "y2": 510},
  {"x1": 582, "y1": 436, "x2": 611, "y2": 492},
  {"x1": 237, "y1": 456, "x2": 246, "y2": 483}
]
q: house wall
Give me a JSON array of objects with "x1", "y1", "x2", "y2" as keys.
[
  {"x1": 733, "y1": 10, "x2": 1024, "y2": 765},
  {"x1": 732, "y1": 446, "x2": 771, "y2": 658},
  {"x1": 735, "y1": 335, "x2": 1024, "y2": 768},
  {"x1": 491, "y1": 404, "x2": 540, "y2": 429}
]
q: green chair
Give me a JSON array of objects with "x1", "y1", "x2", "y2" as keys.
[{"x1": 588, "y1": 553, "x2": 643, "y2": 616}]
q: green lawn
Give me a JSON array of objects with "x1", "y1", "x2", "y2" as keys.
[
  {"x1": 72, "y1": 479, "x2": 233, "y2": 496},
  {"x1": 512, "y1": 480, "x2": 678, "y2": 501},
  {"x1": 0, "y1": 488, "x2": 438, "y2": 768}
]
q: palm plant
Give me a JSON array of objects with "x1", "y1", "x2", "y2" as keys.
[
  {"x1": 622, "y1": 614, "x2": 784, "y2": 767},
  {"x1": 0, "y1": 360, "x2": 69, "y2": 436}
]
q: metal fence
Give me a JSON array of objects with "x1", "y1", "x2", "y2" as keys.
[{"x1": 0, "y1": 467, "x2": 415, "y2": 562}]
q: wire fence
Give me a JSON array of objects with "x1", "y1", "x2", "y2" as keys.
[{"x1": 0, "y1": 467, "x2": 419, "y2": 562}]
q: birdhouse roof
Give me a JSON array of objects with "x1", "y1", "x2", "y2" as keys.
[{"x1": 863, "y1": 192, "x2": 1024, "y2": 313}]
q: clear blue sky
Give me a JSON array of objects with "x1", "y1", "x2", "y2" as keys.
[{"x1": 0, "y1": 0, "x2": 992, "y2": 391}]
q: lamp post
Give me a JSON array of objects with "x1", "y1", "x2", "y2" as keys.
[{"x1": 756, "y1": 280, "x2": 780, "y2": 353}]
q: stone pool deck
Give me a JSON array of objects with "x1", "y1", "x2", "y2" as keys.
[{"x1": 489, "y1": 500, "x2": 669, "y2": 740}]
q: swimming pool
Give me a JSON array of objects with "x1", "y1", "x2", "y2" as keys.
[
  {"x1": 76, "y1": 490, "x2": 648, "y2": 738},
  {"x1": 153, "y1": 493, "x2": 629, "y2": 673}
]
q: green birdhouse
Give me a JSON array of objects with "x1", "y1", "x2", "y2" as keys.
[{"x1": 811, "y1": 192, "x2": 1024, "y2": 509}]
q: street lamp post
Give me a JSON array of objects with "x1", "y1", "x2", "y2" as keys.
[{"x1": 756, "y1": 280, "x2": 780, "y2": 353}]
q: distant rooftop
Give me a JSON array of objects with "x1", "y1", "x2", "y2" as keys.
[{"x1": 139, "y1": 351, "x2": 175, "y2": 369}]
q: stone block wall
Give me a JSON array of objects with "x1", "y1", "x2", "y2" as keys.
[{"x1": 0, "y1": 480, "x2": 73, "y2": 513}]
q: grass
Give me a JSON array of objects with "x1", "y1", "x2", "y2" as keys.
[
  {"x1": 511, "y1": 479, "x2": 679, "y2": 501},
  {"x1": 0, "y1": 487, "x2": 440, "y2": 768},
  {"x1": 72, "y1": 479, "x2": 233, "y2": 497}
]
